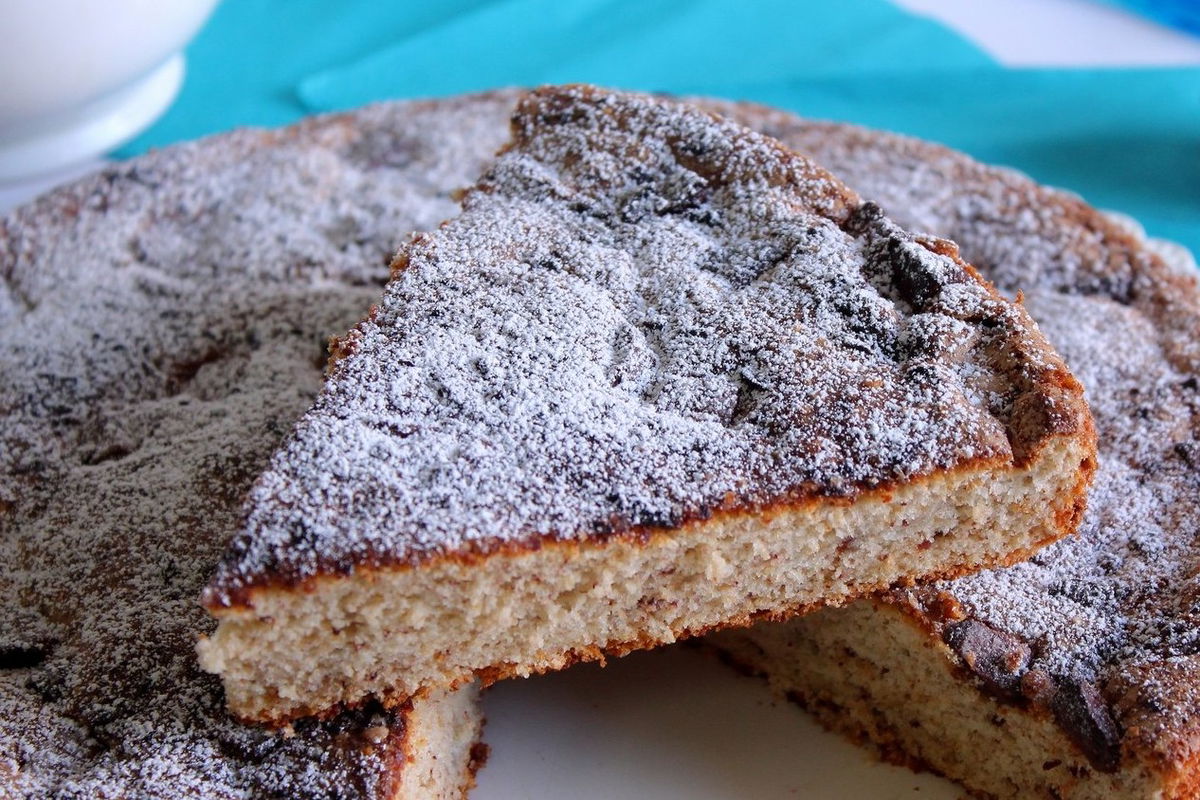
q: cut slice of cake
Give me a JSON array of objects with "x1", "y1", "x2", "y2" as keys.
[
  {"x1": 198, "y1": 85, "x2": 1096, "y2": 725},
  {"x1": 706, "y1": 102, "x2": 1200, "y2": 799}
]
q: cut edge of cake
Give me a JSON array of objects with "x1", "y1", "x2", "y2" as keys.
[
  {"x1": 202, "y1": 441, "x2": 1093, "y2": 723},
  {"x1": 392, "y1": 684, "x2": 490, "y2": 800},
  {"x1": 708, "y1": 599, "x2": 1195, "y2": 800}
]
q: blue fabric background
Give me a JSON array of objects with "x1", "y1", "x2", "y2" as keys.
[
  {"x1": 121, "y1": 0, "x2": 1200, "y2": 256},
  {"x1": 1106, "y1": 0, "x2": 1200, "y2": 36}
]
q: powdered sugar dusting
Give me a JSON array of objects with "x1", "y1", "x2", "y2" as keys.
[
  {"x1": 952, "y1": 291, "x2": 1199, "y2": 672},
  {"x1": 210, "y1": 86, "x2": 1063, "y2": 604},
  {"x1": 0, "y1": 93, "x2": 514, "y2": 798}
]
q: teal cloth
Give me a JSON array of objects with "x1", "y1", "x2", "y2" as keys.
[
  {"x1": 700, "y1": 68, "x2": 1200, "y2": 258},
  {"x1": 121, "y1": 0, "x2": 1199, "y2": 257},
  {"x1": 294, "y1": 0, "x2": 991, "y2": 107}
]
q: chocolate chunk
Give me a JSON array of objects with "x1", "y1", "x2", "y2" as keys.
[
  {"x1": 1049, "y1": 677, "x2": 1122, "y2": 773},
  {"x1": 944, "y1": 618, "x2": 1031, "y2": 699},
  {"x1": 0, "y1": 644, "x2": 50, "y2": 670}
]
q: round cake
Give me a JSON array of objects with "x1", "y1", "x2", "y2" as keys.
[{"x1": 2, "y1": 89, "x2": 1195, "y2": 798}]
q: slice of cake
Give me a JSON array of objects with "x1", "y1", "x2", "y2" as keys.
[
  {"x1": 0, "y1": 93, "x2": 506, "y2": 799},
  {"x1": 198, "y1": 85, "x2": 1096, "y2": 725},
  {"x1": 707, "y1": 103, "x2": 1200, "y2": 799}
]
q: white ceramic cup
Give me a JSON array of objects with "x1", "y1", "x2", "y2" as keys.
[{"x1": 0, "y1": 0, "x2": 219, "y2": 182}]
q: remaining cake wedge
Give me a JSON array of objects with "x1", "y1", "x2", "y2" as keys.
[
  {"x1": 198, "y1": 85, "x2": 1096, "y2": 725},
  {"x1": 706, "y1": 102, "x2": 1200, "y2": 799}
]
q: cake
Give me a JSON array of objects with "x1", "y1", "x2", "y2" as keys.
[
  {"x1": 706, "y1": 102, "x2": 1200, "y2": 799},
  {"x1": 8, "y1": 85, "x2": 1181, "y2": 798},
  {"x1": 0, "y1": 93, "x2": 511, "y2": 799},
  {"x1": 196, "y1": 85, "x2": 1095, "y2": 725}
]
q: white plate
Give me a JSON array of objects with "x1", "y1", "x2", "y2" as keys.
[{"x1": 474, "y1": 645, "x2": 959, "y2": 799}]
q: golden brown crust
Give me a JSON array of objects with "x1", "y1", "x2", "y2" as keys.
[
  {"x1": 207, "y1": 432, "x2": 1092, "y2": 615},
  {"x1": 1164, "y1": 750, "x2": 1200, "y2": 800}
]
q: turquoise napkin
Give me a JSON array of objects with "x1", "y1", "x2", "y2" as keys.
[
  {"x1": 121, "y1": 0, "x2": 1198, "y2": 258},
  {"x1": 698, "y1": 68, "x2": 1200, "y2": 257},
  {"x1": 121, "y1": 0, "x2": 989, "y2": 153},
  {"x1": 295, "y1": 0, "x2": 991, "y2": 109},
  {"x1": 118, "y1": 0, "x2": 497, "y2": 153}
]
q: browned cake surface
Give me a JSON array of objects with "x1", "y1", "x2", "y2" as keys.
[
  {"x1": 705, "y1": 101, "x2": 1200, "y2": 795},
  {"x1": 0, "y1": 93, "x2": 510, "y2": 799}
]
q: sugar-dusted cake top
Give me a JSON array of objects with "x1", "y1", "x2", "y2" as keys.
[{"x1": 207, "y1": 85, "x2": 1081, "y2": 606}]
